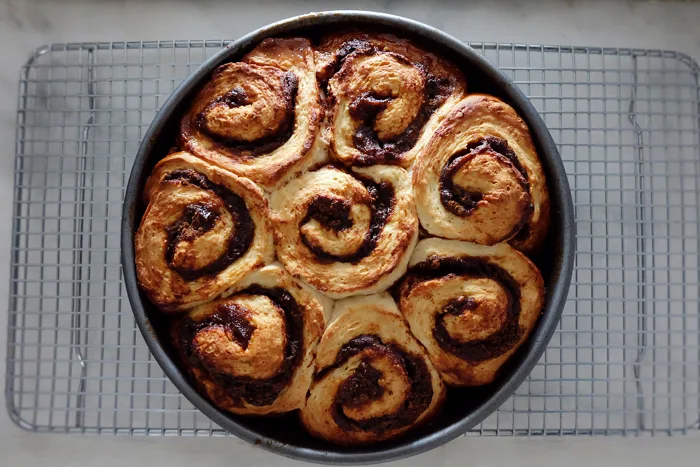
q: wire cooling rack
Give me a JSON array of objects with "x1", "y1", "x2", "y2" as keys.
[{"x1": 5, "y1": 40, "x2": 700, "y2": 437}]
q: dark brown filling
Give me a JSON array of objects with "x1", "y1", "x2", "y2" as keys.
[
  {"x1": 440, "y1": 136, "x2": 531, "y2": 217},
  {"x1": 194, "y1": 302, "x2": 255, "y2": 350},
  {"x1": 439, "y1": 152, "x2": 484, "y2": 216},
  {"x1": 511, "y1": 223, "x2": 531, "y2": 243},
  {"x1": 348, "y1": 93, "x2": 393, "y2": 120},
  {"x1": 439, "y1": 136, "x2": 534, "y2": 241},
  {"x1": 302, "y1": 197, "x2": 353, "y2": 232},
  {"x1": 165, "y1": 202, "x2": 221, "y2": 250},
  {"x1": 336, "y1": 361, "x2": 384, "y2": 409},
  {"x1": 318, "y1": 39, "x2": 373, "y2": 84},
  {"x1": 444, "y1": 296, "x2": 478, "y2": 315},
  {"x1": 163, "y1": 169, "x2": 254, "y2": 281},
  {"x1": 407, "y1": 255, "x2": 523, "y2": 362},
  {"x1": 349, "y1": 73, "x2": 454, "y2": 166},
  {"x1": 194, "y1": 72, "x2": 298, "y2": 157},
  {"x1": 317, "y1": 334, "x2": 433, "y2": 433},
  {"x1": 179, "y1": 286, "x2": 303, "y2": 407},
  {"x1": 299, "y1": 173, "x2": 395, "y2": 264},
  {"x1": 220, "y1": 86, "x2": 252, "y2": 107}
]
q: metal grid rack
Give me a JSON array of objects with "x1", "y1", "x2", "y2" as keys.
[{"x1": 5, "y1": 40, "x2": 700, "y2": 437}]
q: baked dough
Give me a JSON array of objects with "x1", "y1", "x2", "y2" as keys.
[
  {"x1": 270, "y1": 164, "x2": 418, "y2": 299},
  {"x1": 135, "y1": 151, "x2": 274, "y2": 311},
  {"x1": 300, "y1": 293, "x2": 445, "y2": 444},
  {"x1": 397, "y1": 238, "x2": 544, "y2": 386},
  {"x1": 316, "y1": 32, "x2": 466, "y2": 167},
  {"x1": 412, "y1": 94, "x2": 550, "y2": 253},
  {"x1": 171, "y1": 263, "x2": 332, "y2": 415},
  {"x1": 180, "y1": 38, "x2": 326, "y2": 191}
]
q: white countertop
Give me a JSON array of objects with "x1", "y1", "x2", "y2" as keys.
[{"x1": 1, "y1": 0, "x2": 699, "y2": 465}]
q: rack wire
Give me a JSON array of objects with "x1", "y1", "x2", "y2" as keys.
[{"x1": 5, "y1": 40, "x2": 700, "y2": 437}]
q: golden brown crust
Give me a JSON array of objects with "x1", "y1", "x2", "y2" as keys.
[
  {"x1": 180, "y1": 38, "x2": 326, "y2": 191},
  {"x1": 412, "y1": 94, "x2": 550, "y2": 254},
  {"x1": 135, "y1": 151, "x2": 274, "y2": 312},
  {"x1": 269, "y1": 164, "x2": 418, "y2": 299},
  {"x1": 316, "y1": 32, "x2": 466, "y2": 168},
  {"x1": 172, "y1": 264, "x2": 332, "y2": 415},
  {"x1": 397, "y1": 238, "x2": 545, "y2": 386},
  {"x1": 300, "y1": 293, "x2": 445, "y2": 445}
]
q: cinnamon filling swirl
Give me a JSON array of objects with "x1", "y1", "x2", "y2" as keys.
[
  {"x1": 319, "y1": 33, "x2": 466, "y2": 168},
  {"x1": 318, "y1": 334, "x2": 433, "y2": 432},
  {"x1": 179, "y1": 286, "x2": 303, "y2": 407},
  {"x1": 407, "y1": 255, "x2": 523, "y2": 362},
  {"x1": 299, "y1": 175, "x2": 395, "y2": 264},
  {"x1": 162, "y1": 169, "x2": 254, "y2": 281},
  {"x1": 438, "y1": 136, "x2": 533, "y2": 240},
  {"x1": 346, "y1": 73, "x2": 454, "y2": 166},
  {"x1": 193, "y1": 71, "x2": 298, "y2": 156},
  {"x1": 270, "y1": 164, "x2": 417, "y2": 299}
]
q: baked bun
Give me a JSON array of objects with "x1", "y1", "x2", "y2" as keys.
[
  {"x1": 301, "y1": 293, "x2": 445, "y2": 444},
  {"x1": 172, "y1": 264, "x2": 331, "y2": 415},
  {"x1": 270, "y1": 164, "x2": 418, "y2": 299},
  {"x1": 180, "y1": 38, "x2": 326, "y2": 190},
  {"x1": 135, "y1": 151, "x2": 274, "y2": 311},
  {"x1": 398, "y1": 238, "x2": 544, "y2": 386},
  {"x1": 316, "y1": 32, "x2": 466, "y2": 167},
  {"x1": 412, "y1": 94, "x2": 549, "y2": 253}
]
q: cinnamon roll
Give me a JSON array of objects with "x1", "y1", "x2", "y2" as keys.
[
  {"x1": 172, "y1": 264, "x2": 331, "y2": 415},
  {"x1": 397, "y1": 238, "x2": 545, "y2": 386},
  {"x1": 412, "y1": 94, "x2": 550, "y2": 253},
  {"x1": 180, "y1": 38, "x2": 326, "y2": 191},
  {"x1": 301, "y1": 293, "x2": 445, "y2": 445},
  {"x1": 316, "y1": 32, "x2": 466, "y2": 168},
  {"x1": 135, "y1": 152, "x2": 274, "y2": 312},
  {"x1": 269, "y1": 164, "x2": 418, "y2": 299}
]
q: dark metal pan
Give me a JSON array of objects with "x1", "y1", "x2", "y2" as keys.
[{"x1": 121, "y1": 11, "x2": 575, "y2": 464}]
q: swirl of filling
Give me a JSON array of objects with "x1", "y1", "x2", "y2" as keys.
[
  {"x1": 301, "y1": 293, "x2": 445, "y2": 445},
  {"x1": 172, "y1": 264, "x2": 330, "y2": 415},
  {"x1": 135, "y1": 152, "x2": 274, "y2": 312},
  {"x1": 180, "y1": 38, "x2": 326, "y2": 191},
  {"x1": 397, "y1": 238, "x2": 544, "y2": 386},
  {"x1": 270, "y1": 164, "x2": 418, "y2": 299},
  {"x1": 316, "y1": 32, "x2": 466, "y2": 167},
  {"x1": 412, "y1": 94, "x2": 550, "y2": 253}
]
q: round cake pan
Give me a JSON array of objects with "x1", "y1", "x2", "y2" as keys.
[{"x1": 121, "y1": 11, "x2": 575, "y2": 464}]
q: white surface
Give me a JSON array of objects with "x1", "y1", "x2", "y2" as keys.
[{"x1": 1, "y1": 0, "x2": 700, "y2": 465}]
